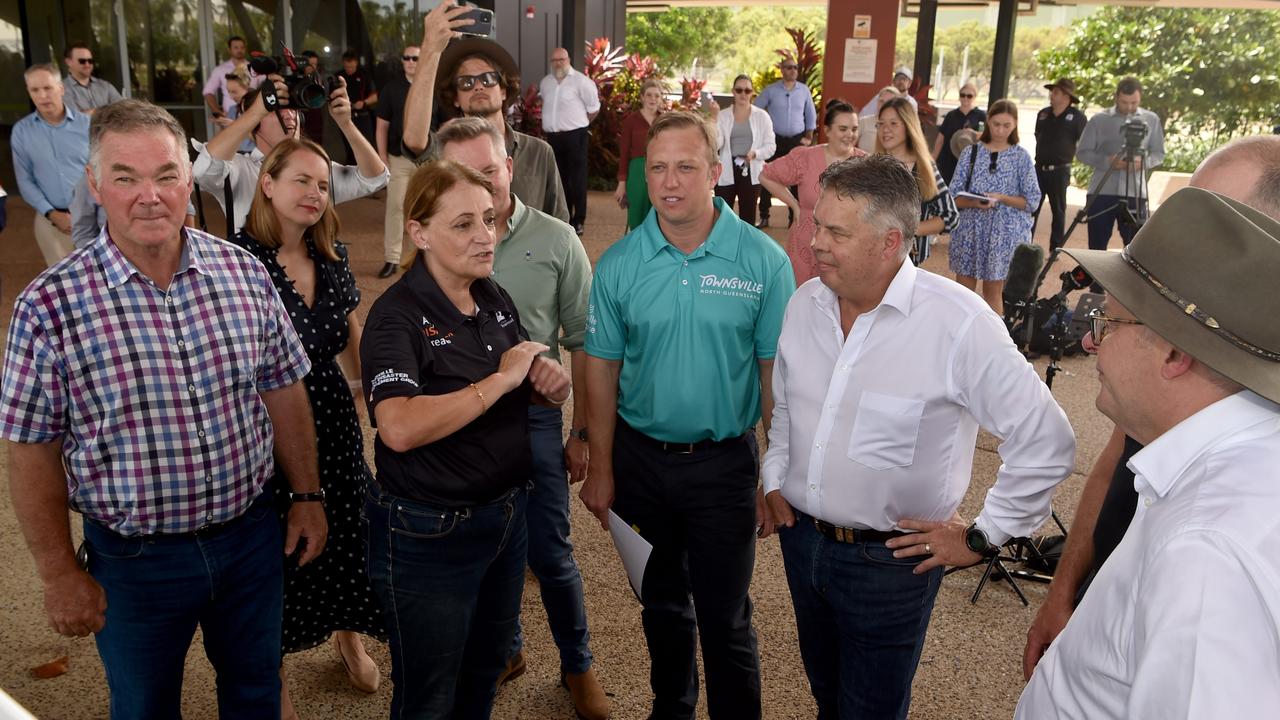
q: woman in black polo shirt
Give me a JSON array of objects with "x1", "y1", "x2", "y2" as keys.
[{"x1": 360, "y1": 160, "x2": 570, "y2": 719}]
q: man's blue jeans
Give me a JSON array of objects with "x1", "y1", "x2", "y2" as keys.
[
  {"x1": 85, "y1": 491, "x2": 284, "y2": 720},
  {"x1": 1086, "y1": 193, "x2": 1144, "y2": 251},
  {"x1": 364, "y1": 482, "x2": 528, "y2": 720},
  {"x1": 511, "y1": 405, "x2": 592, "y2": 674},
  {"x1": 780, "y1": 514, "x2": 944, "y2": 720}
]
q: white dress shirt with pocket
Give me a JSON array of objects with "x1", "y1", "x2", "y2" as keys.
[{"x1": 761, "y1": 259, "x2": 1076, "y2": 544}]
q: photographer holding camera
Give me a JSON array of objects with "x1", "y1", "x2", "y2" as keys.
[
  {"x1": 1075, "y1": 77, "x2": 1164, "y2": 257},
  {"x1": 193, "y1": 69, "x2": 388, "y2": 234}
]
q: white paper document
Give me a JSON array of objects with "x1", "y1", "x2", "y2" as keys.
[
  {"x1": 956, "y1": 191, "x2": 995, "y2": 204},
  {"x1": 608, "y1": 510, "x2": 652, "y2": 600}
]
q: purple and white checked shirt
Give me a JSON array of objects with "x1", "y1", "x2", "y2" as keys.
[{"x1": 0, "y1": 228, "x2": 311, "y2": 536}]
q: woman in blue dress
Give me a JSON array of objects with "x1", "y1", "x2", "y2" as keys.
[{"x1": 949, "y1": 99, "x2": 1042, "y2": 315}]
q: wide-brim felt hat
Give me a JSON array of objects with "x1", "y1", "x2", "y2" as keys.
[
  {"x1": 1064, "y1": 186, "x2": 1280, "y2": 404},
  {"x1": 435, "y1": 37, "x2": 521, "y2": 106},
  {"x1": 1044, "y1": 78, "x2": 1079, "y2": 103},
  {"x1": 950, "y1": 128, "x2": 980, "y2": 158}
]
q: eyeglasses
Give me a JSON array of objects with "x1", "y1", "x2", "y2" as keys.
[
  {"x1": 959, "y1": 93, "x2": 974, "y2": 98},
  {"x1": 77, "y1": 58, "x2": 96, "y2": 65},
  {"x1": 733, "y1": 87, "x2": 753, "y2": 94},
  {"x1": 402, "y1": 55, "x2": 420, "y2": 62},
  {"x1": 1086, "y1": 308, "x2": 1144, "y2": 345},
  {"x1": 455, "y1": 71, "x2": 501, "y2": 91}
]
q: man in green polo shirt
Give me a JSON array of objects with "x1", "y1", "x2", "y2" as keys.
[
  {"x1": 436, "y1": 117, "x2": 609, "y2": 720},
  {"x1": 581, "y1": 111, "x2": 794, "y2": 720}
]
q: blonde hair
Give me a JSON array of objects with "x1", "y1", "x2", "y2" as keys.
[
  {"x1": 244, "y1": 138, "x2": 342, "y2": 261},
  {"x1": 875, "y1": 96, "x2": 939, "y2": 200},
  {"x1": 648, "y1": 111, "x2": 719, "y2": 168},
  {"x1": 400, "y1": 160, "x2": 495, "y2": 268}
]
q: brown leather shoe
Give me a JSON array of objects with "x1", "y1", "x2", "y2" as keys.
[
  {"x1": 495, "y1": 649, "x2": 526, "y2": 690},
  {"x1": 562, "y1": 667, "x2": 611, "y2": 720}
]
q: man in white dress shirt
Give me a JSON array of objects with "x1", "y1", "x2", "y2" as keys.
[
  {"x1": 539, "y1": 47, "x2": 599, "y2": 235},
  {"x1": 1016, "y1": 186, "x2": 1280, "y2": 719},
  {"x1": 758, "y1": 153, "x2": 1075, "y2": 720}
]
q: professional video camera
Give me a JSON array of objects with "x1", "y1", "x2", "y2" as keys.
[
  {"x1": 248, "y1": 44, "x2": 339, "y2": 111},
  {"x1": 1120, "y1": 117, "x2": 1149, "y2": 158},
  {"x1": 1003, "y1": 244, "x2": 1101, "y2": 369}
]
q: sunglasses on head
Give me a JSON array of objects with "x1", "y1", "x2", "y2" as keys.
[
  {"x1": 77, "y1": 58, "x2": 95, "y2": 65},
  {"x1": 959, "y1": 92, "x2": 974, "y2": 98},
  {"x1": 402, "y1": 55, "x2": 419, "y2": 62},
  {"x1": 455, "y1": 71, "x2": 501, "y2": 91}
]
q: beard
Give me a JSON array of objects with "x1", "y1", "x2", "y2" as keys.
[{"x1": 553, "y1": 67, "x2": 568, "y2": 80}]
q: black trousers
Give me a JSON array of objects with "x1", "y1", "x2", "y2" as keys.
[
  {"x1": 715, "y1": 163, "x2": 759, "y2": 226},
  {"x1": 759, "y1": 133, "x2": 804, "y2": 223},
  {"x1": 611, "y1": 419, "x2": 762, "y2": 720},
  {"x1": 1034, "y1": 165, "x2": 1072, "y2": 251},
  {"x1": 546, "y1": 127, "x2": 590, "y2": 228}
]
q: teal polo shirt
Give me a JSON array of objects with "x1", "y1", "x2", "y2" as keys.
[{"x1": 586, "y1": 197, "x2": 794, "y2": 442}]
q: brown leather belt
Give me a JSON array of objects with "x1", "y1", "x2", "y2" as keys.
[{"x1": 810, "y1": 515, "x2": 907, "y2": 544}]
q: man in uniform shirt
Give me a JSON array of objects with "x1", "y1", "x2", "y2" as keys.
[
  {"x1": 376, "y1": 44, "x2": 421, "y2": 278},
  {"x1": 539, "y1": 47, "x2": 600, "y2": 235},
  {"x1": 759, "y1": 153, "x2": 1075, "y2": 720},
  {"x1": 1034, "y1": 78, "x2": 1087, "y2": 251},
  {"x1": 12, "y1": 64, "x2": 90, "y2": 265},
  {"x1": 753, "y1": 56, "x2": 817, "y2": 228},
  {"x1": 580, "y1": 111, "x2": 795, "y2": 720},
  {"x1": 1076, "y1": 77, "x2": 1165, "y2": 254},
  {"x1": 1017, "y1": 186, "x2": 1280, "y2": 719},
  {"x1": 402, "y1": 2, "x2": 568, "y2": 225},
  {"x1": 436, "y1": 116, "x2": 608, "y2": 720},
  {"x1": 62, "y1": 43, "x2": 122, "y2": 116},
  {"x1": 1, "y1": 99, "x2": 326, "y2": 718}
]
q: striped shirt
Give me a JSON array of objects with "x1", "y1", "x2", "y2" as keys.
[{"x1": 0, "y1": 228, "x2": 311, "y2": 536}]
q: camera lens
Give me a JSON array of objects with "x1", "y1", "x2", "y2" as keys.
[{"x1": 293, "y1": 81, "x2": 329, "y2": 110}]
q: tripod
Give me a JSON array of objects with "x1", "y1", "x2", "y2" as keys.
[{"x1": 1058, "y1": 146, "x2": 1148, "y2": 255}]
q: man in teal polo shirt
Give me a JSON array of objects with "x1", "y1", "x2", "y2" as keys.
[
  {"x1": 436, "y1": 117, "x2": 610, "y2": 720},
  {"x1": 581, "y1": 111, "x2": 794, "y2": 720}
]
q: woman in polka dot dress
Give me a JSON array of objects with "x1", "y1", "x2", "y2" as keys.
[{"x1": 230, "y1": 137, "x2": 386, "y2": 718}]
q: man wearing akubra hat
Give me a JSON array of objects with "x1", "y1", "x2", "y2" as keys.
[
  {"x1": 1017, "y1": 186, "x2": 1280, "y2": 718},
  {"x1": 1034, "y1": 78, "x2": 1087, "y2": 251},
  {"x1": 401, "y1": 1, "x2": 569, "y2": 228}
]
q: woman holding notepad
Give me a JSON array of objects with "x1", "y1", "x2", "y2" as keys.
[{"x1": 949, "y1": 99, "x2": 1042, "y2": 315}]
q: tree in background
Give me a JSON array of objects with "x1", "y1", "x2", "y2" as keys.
[
  {"x1": 1038, "y1": 6, "x2": 1280, "y2": 171},
  {"x1": 626, "y1": 8, "x2": 733, "y2": 75}
]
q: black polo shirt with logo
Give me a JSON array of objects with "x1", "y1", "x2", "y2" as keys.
[
  {"x1": 1034, "y1": 105, "x2": 1088, "y2": 167},
  {"x1": 361, "y1": 257, "x2": 531, "y2": 507}
]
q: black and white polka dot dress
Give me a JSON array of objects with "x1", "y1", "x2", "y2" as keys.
[{"x1": 230, "y1": 232, "x2": 386, "y2": 653}]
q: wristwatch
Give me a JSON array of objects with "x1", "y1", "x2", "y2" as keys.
[
  {"x1": 289, "y1": 489, "x2": 327, "y2": 504},
  {"x1": 570, "y1": 428, "x2": 588, "y2": 441},
  {"x1": 964, "y1": 522, "x2": 998, "y2": 557}
]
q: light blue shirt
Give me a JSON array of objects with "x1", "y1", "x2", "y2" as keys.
[
  {"x1": 11, "y1": 106, "x2": 91, "y2": 216},
  {"x1": 754, "y1": 81, "x2": 817, "y2": 138},
  {"x1": 586, "y1": 197, "x2": 795, "y2": 442}
]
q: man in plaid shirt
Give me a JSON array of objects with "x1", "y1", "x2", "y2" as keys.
[{"x1": 0, "y1": 100, "x2": 326, "y2": 718}]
